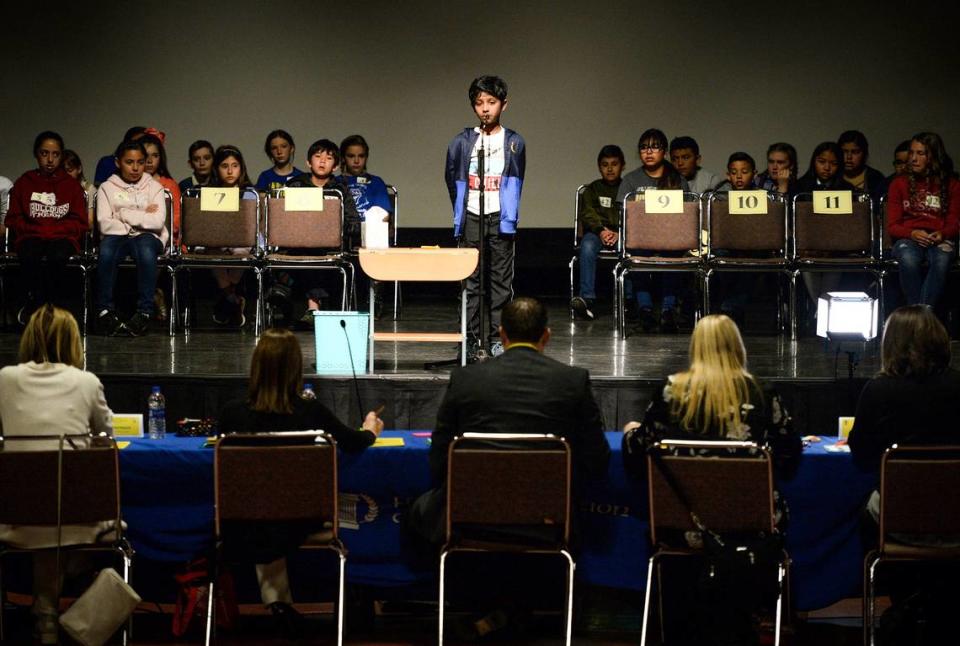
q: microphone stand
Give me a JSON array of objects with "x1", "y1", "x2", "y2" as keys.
[{"x1": 475, "y1": 124, "x2": 488, "y2": 359}]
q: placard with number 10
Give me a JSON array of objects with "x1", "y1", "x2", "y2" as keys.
[
  {"x1": 729, "y1": 190, "x2": 768, "y2": 214},
  {"x1": 644, "y1": 189, "x2": 684, "y2": 214}
]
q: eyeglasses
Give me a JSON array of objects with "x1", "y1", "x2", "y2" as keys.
[{"x1": 639, "y1": 144, "x2": 664, "y2": 152}]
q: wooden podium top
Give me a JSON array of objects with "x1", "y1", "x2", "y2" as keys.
[{"x1": 358, "y1": 248, "x2": 478, "y2": 282}]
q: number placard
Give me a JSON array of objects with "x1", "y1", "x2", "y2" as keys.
[
  {"x1": 284, "y1": 187, "x2": 326, "y2": 211},
  {"x1": 729, "y1": 190, "x2": 768, "y2": 214},
  {"x1": 813, "y1": 190, "x2": 853, "y2": 215},
  {"x1": 200, "y1": 186, "x2": 239, "y2": 212},
  {"x1": 644, "y1": 189, "x2": 684, "y2": 214}
]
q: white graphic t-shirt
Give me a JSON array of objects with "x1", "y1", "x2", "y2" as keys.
[{"x1": 467, "y1": 128, "x2": 505, "y2": 216}]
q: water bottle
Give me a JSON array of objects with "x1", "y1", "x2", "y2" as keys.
[
  {"x1": 301, "y1": 383, "x2": 316, "y2": 400},
  {"x1": 147, "y1": 386, "x2": 166, "y2": 439}
]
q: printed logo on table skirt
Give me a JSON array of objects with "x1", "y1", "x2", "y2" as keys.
[{"x1": 339, "y1": 493, "x2": 379, "y2": 530}]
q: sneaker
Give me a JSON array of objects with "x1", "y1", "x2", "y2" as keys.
[
  {"x1": 212, "y1": 295, "x2": 232, "y2": 325},
  {"x1": 638, "y1": 307, "x2": 657, "y2": 333},
  {"x1": 660, "y1": 308, "x2": 679, "y2": 333},
  {"x1": 231, "y1": 296, "x2": 246, "y2": 328},
  {"x1": 489, "y1": 341, "x2": 504, "y2": 357},
  {"x1": 126, "y1": 311, "x2": 150, "y2": 337},
  {"x1": 96, "y1": 309, "x2": 124, "y2": 337},
  {"x1": 266, "y1": 283, "x2": 292, "y2": 307},
  {"x1": 295, "y1": 309, "x2": 315, "y2": 331},
  {"x1": 570, "y1": 296, "x2": 596, "y2": 320}
]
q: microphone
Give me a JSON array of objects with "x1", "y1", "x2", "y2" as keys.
[{"x1": 340, "y1": 319, "x2": 366, "y2": 425}]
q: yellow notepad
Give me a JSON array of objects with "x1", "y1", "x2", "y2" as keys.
[
  {"x1": 373, "y1": 437, "x2": 405, "y2": 447},
  {"x1": 116, "y1": 442, "x2": 130, "y2": 449}
]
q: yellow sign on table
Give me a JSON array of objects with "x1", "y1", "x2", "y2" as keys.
[
  {"x1": 116, "y1": 442, "x2": 131, "y2": 449},
  {"x1": 813, "y1": 190, "x2": 853, "y2": 215},
  {"x1": 112, "y1": 414, "x2": 143, "y2": 438},
  {"x1": 284, "y1": 187, "x2": 326, "y2": 211},
  {"x1": 644, "y1": 189, "x2": 684, "y2": 214},
  {"x1": 373, "y1": 437, "x2": 405, "y2": 447},
  {"x1": 729, "y1": 190, "x2": 769, "y2": 214},
  {"x1": 837, "y1": 416, "x2": 855, "y2": 440},
  {"x1": 200, "y1": 186, "x2": 239, "y2": 211}
]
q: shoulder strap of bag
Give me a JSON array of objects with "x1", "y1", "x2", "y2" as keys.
[{"x1": 649, "y1": 449, "x2": 725, "y2": 545}]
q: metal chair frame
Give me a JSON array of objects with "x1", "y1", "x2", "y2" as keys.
[
  {"x1": 862, "y1": 444, "x2": 960, "y2": 646},
  {"x1": 261, "y1": 187, "x2": 352, "y2": 322},
  {"x1": 614, "y1": 190, "x2": 704, "y2": 337},
  {"x1": 640, "y1": 439, "x2": 789, "y2": 646},
  {"x1": 175, "y1": 188, "x2": 263, "y2": 335},
  {"x1": 790, "y1": 191, "x2": 879, "y2": 340},
  {"x1": 704, "y1": 191, "x2": 791, "y2": 333},
  {"x1": 438, "y1": 433, "x2": 575, "y2": 646},
  {"x1": 207, "y1": 431, "x2": 345, "y2": 646},
  {"x1": 0, "y1": 434, "x2": 134, "y2": 645}
]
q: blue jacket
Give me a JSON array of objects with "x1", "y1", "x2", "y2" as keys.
[{"x1": 445, "y1": 127, "x2": 525, "y2": 237}]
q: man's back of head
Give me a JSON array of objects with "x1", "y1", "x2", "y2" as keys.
[{"x1": 501, "y1": 297, "x2": 548, "y2": 347}]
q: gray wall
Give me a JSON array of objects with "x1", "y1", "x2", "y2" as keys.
[{"x1": 2, "y1": 1, "x2": 957, "y2": 228}]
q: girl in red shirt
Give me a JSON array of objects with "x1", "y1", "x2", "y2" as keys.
[{"x1": 887, "y1": 132, "x2": 960, "y2": 306}]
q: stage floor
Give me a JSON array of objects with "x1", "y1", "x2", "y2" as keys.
[{"x1": 0, "y1": 301, "x2": 889, "y2": 381}]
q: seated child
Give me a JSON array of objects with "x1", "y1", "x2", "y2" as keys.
[
  {"x1": 838, "y1": 130, "x2": 887, "y2": 201},
  {"x1": 285, "y1": 139, "x2": 359, "y2": 324},
  {"x1": 62, "y1": 150, "x2": 96, "y2": 228},
  {"x1": 178, "y1": 140, "x2": 215, "y2": 192},
  {"x1": 95, "y1": 140, "x2": 169, "y2": 336},
  {"x1": 5, "y1": 131, "x2": 88, "y2": 321},
  {"x1": 141, "y1": 132, "x2": 181, "y2": 320},
  {"x1": 208, "y1": 145, "x2": 259, "y2": 327},
  {"x1": 256, "y1": 130, "x2": 302, "y2": 192},
  {"x1": 754, "y1": 143, "x2": 798, "y2": 197},
  {"x1": 617, "y1": 128, "x2": 689, "y2": 332},
  {"x1": 670, "y1": 136, "x2": 721, "y2": 195},
  {"x1": 887, "y1": 140, "x2": 911, "y2": 184},
  {"x1": 339, "y1": 134, "x2": 394, "y2": 315},
  {"x1": 570, "y1": 144, "x2": 624, "y2": 320}
]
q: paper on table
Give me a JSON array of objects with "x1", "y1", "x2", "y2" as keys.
[
  {"x1": 116, "y1": 442, "x2": 130, "y2": 449},
  {"x1": 112, "y1": 414, "x2": 143, "y2": 437},
  {"x1": 373, "y1": 437, "x2": 405, "y2": 447}
]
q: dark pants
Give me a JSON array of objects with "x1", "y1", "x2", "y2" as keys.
[
  {"x1": 96, "y1": 234, "x2": 162, "y2": 314},
  {"x1": 16, "y1": 237, "x2": 77, "y2": 308},
  {"x1": 462, "y1": 213, "x2": 514, "y2": 342}
]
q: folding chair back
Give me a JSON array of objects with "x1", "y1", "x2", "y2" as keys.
[
  {"x1": 0, "y1": 435, "x2": 120, "y2": 528},
  {"x1": 446, "y1": 433, "x2": 571, "y2": 544},
  {"x1": 214, "y1": 432, "x2": 338, "y2": 533},
  {"x1": 623, "y1": 191, "x2": 700, "y2": 253},
  {"x1": 879, "y1": 445, "x2": 960, "y2": 541},
  {"x1": 646, "y1": 441, "x2": 775, "y2": 543},
  {"x1": 265, "y1": 191, "x2": 343, "y2": 251},
  {"x1": 708, "y1": 193, "x2": 787, "y2": 252},
  {"x1": 793, "y1": 192, "x2": 874, "y2": 256},
  {"x1": 181, "y1": 193, "x2": 259, "y2": 249}
]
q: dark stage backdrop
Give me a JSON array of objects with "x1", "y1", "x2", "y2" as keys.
[{"x1": 2, "y1": 1, "x2": 957, "y2": 232}]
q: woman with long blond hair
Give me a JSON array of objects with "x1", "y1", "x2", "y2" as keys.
[
  {"x1": 0, "y1": 305, "x2": 114, "y2": 645},
  {"x1": 622, "y1": 315, "x2": 799, "y2": 646},
  {"x1": 623, "y1": 314, "x2": 798, "y2": 457}
]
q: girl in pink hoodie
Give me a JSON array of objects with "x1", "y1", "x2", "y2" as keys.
[{"x1": 95, "y1": 140, "x2": 169, "y2": 336}]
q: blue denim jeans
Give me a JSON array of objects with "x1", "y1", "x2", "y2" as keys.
[
  {"x1": 96, "y1": 234, "x2": 163, "y2": 313},
  {"x1": 578, "y1": 232, "x2": 613, "y2": 300},
  {"x1": 892, "y1": 238, "x2": 954, "y2": 306}
]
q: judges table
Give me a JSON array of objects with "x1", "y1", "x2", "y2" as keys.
[{"x1": 119, "y1": 432, "x2": 876, "y2": 611}]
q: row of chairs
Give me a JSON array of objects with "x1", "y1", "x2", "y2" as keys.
[
  {"x1": 569, "y1": 188, "x2": 905, "y2": 338},
  {"x1": 0, "y1": 186, "x2": 401, "y2": 336},
  {"x1": 2, "y1": 433, "x2": 955, "y2": 644}
]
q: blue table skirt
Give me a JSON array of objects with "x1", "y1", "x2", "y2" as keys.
[{"x1": 119, "y1": 432, "x2": 876, "y2": 611}]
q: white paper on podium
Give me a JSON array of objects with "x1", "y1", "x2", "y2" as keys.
[{"x1": 362, "y1": 206, "x2": 390, "y2": 248}]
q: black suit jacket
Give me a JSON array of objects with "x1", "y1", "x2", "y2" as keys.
[{"x1": 428, "y1": 346, "x2": 610, "y2": 487}]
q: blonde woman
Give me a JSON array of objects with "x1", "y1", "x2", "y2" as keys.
[
  {"x1": 621, "y1": 314, "x2": 799, "y2": 646},
  {"x1": 0, "y1": 305, "x2": 113, "y2": 645},
  {"x1": 622, "y1": 314, "x2": 798, "y2": 469}
]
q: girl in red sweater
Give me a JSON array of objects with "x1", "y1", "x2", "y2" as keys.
[
  {"x1": 5, "y1": 131, "x2": 87, "y2": 322},
  {"x1": 887, "y1": 132, "x2": 960, "y2": 306}
]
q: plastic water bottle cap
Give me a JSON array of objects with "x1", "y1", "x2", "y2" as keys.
[{"x1": 151, "y1": 386, "x2": 161, "y2": 394}]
